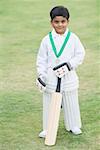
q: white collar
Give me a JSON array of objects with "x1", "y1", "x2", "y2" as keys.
[{"x1": 51, "y1": 28, "x2": 69, "y2": 38}]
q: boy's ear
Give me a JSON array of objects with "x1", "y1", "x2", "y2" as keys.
[
  {"x1": 50, "y1": 20, "x2": 53, "y2": 23},
  {"x1": 50, "y1": 20, "x2": 53, "y2": 26},
  {"x1": 67, "y1": 19, "x2": 70, "y2": 23}
]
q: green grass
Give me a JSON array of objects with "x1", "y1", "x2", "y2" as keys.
[{"x1": 0, "y1": 0, "x2": 100, "y2": 149}]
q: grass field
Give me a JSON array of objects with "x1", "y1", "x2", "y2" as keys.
[{"x1": 0, "y1": 0, "x2": 100, "y2": 149}]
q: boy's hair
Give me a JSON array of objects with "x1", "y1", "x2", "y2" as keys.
[{"x1": 50, "y1": 6, "x2": 70, "y2": 21}]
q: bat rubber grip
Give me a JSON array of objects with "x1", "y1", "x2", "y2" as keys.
[{"x1": 56, "y1": 77, "x2": 61, "y2": 92}]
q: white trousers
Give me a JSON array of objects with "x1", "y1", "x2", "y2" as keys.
[{"x1": 43, "y1": 89, "x2": 82, "y2": 131}]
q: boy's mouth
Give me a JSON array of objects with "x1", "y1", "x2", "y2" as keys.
[{"x1": 57, "y1": 27, "x2": 63, "y2": 29}]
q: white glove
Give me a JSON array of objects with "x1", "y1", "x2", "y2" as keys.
[
  {"x1": 36, "y1": 78, "x2": 46, "y2": 92},
  {"x1": 53, "y1": 63, "x2": 69, "y2": 78}
]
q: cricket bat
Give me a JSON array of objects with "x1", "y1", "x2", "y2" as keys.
[{"x1": 45, "y1": 76, "x2": 62, "y2": 146}]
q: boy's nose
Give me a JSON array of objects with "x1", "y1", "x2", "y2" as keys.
[{"x1": 58, "y1": 22, "x2": 62, "y2": 26}]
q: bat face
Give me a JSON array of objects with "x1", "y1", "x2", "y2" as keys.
[{"x1": 45, "y1": 92, "x2": 62, "y2": 146}]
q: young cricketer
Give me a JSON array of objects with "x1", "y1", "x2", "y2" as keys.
[{"x1": 36, "y1": 6, "x2": 85, "y2": 138}]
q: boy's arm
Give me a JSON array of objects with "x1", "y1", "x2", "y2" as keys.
[
  {"x1": 36, "y1": 38, "x2": 48, "y2": 81},
  {"x1": 69, "y1": 35, "x2": 85, "y2": 69}
]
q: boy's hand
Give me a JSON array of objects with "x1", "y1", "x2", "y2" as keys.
[
  {"x1": 53, "y1": 65, "x2": 68, "y2": 78},
  {"x1": 36, "y1": 77, "x2": 46, "y2": 92},
  {"x1": 53, "y1": 62, "x2": 72, "y2": 78}
]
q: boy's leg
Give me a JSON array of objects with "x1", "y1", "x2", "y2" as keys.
[
  {"x1": 43, "y1": 91, "x2": 52, "y2": 131},
  {"x1": 39, "y1": 91, "x2": 52, "y2": 138},
  {"x1": 62, "y1": 90, "x2": 82, "y2": 132}
]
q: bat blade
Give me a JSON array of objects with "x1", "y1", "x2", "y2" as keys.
[{"x1": 45, "y1": 92, "x2": 62, "y2": 146}]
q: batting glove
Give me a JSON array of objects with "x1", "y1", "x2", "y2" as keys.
[
  {"x1": 36, "y1": 77, "x2": 46, "y2": 92},
  {"x1": 53, "y1": 62, "x2": 72, "y2": 78}
]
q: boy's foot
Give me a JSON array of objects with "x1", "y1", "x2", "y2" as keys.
[
  {"x1": 39, "y1": 130, "x2": 46, "y2": 138},
  {"x1": 70, "y1": 127, "x2": 82, "y2": 135}
]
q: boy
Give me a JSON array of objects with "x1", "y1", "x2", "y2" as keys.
[{"x1": 36, "y1": 6, "x2": 85, "y2": 138}]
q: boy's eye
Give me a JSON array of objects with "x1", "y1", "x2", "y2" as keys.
[
  {"x1": 54, "y1": 20, "x2": 59, "y2": 24},
  {"x1": 61, "y1": 20, "x2": 66, "y2": 23}
]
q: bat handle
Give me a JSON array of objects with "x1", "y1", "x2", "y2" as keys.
[{"x1": 56, "y1": 77, "x2": 61, "y2": 92}]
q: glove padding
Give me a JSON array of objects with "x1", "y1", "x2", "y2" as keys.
[
  {"x1": 36, "y1": 77, "x2": 46, "y2": 92},
  {"x1": 53, "y1": 62, "x2": 71, "y2": 78}
]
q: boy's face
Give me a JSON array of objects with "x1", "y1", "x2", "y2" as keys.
[{"x1": 51, "y1": 16, "x2": 69, "y2": 34}]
